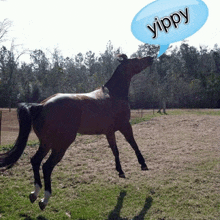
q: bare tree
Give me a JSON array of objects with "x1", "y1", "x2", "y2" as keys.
[{"x1": 0, "y1": 19, "x2": 12, "y2": 44}]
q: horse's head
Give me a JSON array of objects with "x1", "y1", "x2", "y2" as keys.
[
  {"x1": 117, "y1": 54, "x2": 154, "y2": 77},
  {"x1": 104, "y1": 54, "x2": 154, "y2": 100}
]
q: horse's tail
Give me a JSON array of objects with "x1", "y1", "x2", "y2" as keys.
[{"x1": 0, "y1": 103, "x2": 42, "y2": 169}]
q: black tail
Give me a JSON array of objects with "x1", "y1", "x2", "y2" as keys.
[{"x1": 0, "y1": 103, "x2": 33, "y2": 169}]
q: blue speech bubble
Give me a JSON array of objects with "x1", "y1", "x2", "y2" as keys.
[{"x1": 131, "y1": 0, "x2": 209, "y2": 57}]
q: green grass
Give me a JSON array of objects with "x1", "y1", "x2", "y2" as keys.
[
  {"x1": 0, "y1": 179, "x2": 153, "y2": 220},
  {"x1": 130, "y1": 113, "x2": 161, "y2": 125},
  {"x1": 0, "y1": 140, "x2": 39, "y2": 152},
  {"x1": 0, "y1": 163, "x2": 219, "y2": 219},
  {"x1": 130, "y1": 108, "x2": 220, "y2": 125},
  {"x1": 166, "y1": 108, "x2": 220, "y2": 116}
]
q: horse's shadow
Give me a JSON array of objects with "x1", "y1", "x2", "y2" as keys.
[
  {"x1": 19, "y1": 214, "x2": 48, "y2": 220},
  {"x1": 19, "y1": 191, "x2": 152, "y2": 220},
  {"x1": 108, "y1": 191, "x2": 153, "y2": 220}
]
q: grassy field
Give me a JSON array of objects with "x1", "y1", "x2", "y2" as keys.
[{"x1": 0, "y1": 109, "x2": 220, "y2": 219}]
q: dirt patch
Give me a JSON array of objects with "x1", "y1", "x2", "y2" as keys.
[
  {"x1": 49, "y1": 114, "x2": 220, "y2": 187},
  {"x1": 0, "y1": 108, "x2": 37, "y2": 145}
]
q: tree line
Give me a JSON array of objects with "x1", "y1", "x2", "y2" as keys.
[{"x1": 0, "y1": 40, "x2": 220, "y2": 109}]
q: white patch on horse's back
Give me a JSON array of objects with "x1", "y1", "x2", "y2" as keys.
[
  {"x1": 44, "y1": 93, "x2": 64, "y2": 104},
  {"x1": 83, "y1": 90, "x2": 98, "y2": 99},
  {"x1": 45, "y1": 88, "x2": 103, "y2": 104},
  {"x1": 69, "y1": 90, "x2": 97, "y2": 99}
]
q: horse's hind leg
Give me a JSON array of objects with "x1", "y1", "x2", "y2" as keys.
[
  {"x1": 106, "y1": 133, "x2": 125, "y2": 178},
  {"x1": 119, "y1": 122, "x2": 148, "y2": 170},
  {"x1": 29, "y1": 143, "x2": 50, "y2": 203},
  {"x1": 39, "y1": 148, "x2": 67, "y2": 210}
]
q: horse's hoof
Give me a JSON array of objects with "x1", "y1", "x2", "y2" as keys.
[
  {"x1": 141, "y1": 165, "x2": 149, "y2": 171},
  {"x1": 39, "y1": 200, "x2": 47, "y2": 210},
  {"x1": 29, "y1": 193, "x2": 37, "y2": 203},
  {"x1": 119, "y1": 173, "x2": 126, "y2": 178}
]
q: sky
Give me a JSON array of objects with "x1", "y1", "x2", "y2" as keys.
[{"x1": 0, "y1": 0, "x2": 219, "y2": 62}]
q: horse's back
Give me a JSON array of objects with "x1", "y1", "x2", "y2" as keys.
[{"x1": 33, "y1": 89, "x2": 130, "y2": 139}]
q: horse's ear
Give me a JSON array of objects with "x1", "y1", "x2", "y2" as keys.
[{"x1": 117, "y1": 54, "x2": 128, "y2": 63}]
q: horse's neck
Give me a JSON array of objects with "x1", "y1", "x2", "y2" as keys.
[{"x1": 104, "y1": 65, "x2": 130, "y2": 100}]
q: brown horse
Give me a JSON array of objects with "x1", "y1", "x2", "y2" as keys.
[{"x1": 0, "y1": 54, "x2": 154, "y2": 210}]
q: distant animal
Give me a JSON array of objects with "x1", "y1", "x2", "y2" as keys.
[{"x1": 0, "y1": 54, "x2": 154, "y2": 210}]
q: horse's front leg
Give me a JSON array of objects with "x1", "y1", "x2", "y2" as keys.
[
  {"x1": 106, "y1": 133, "x2": 125, "y2": 178},
  {"x1": 119, "y1": 122, "x2": 148, "y2": 170}
]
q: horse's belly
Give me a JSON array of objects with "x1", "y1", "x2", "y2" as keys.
[{"x1": 77, "y1": 114, "x2": 114, "y2": 135}]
